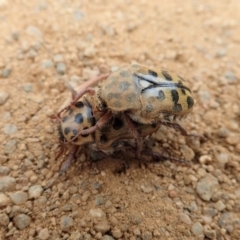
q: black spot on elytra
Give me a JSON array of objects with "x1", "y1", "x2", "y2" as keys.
[
  {"x1": 146, "y1": 104, "x2": 153, "y2": 113},
  {"x1": 148, "y1": 69, "x2": 158, "y2": 77},
  {"x1": 120, "y1": 70, "x2": 131, "y2": 77},
  {"x1": 81, "y1": 127, "x2": 89, "y2": 138},
  {"x1": 126, "y1": 93, "x2": 136, "y2": 102},
  {"x1": 162, "y1": 71, "x2": 173, "y2": 81},
  {"x1": 64, "y1": 127, "x2": 71, "y2": 135},
  {"x1": 181, "y1": 89, "x2": 186, "y2": 95},
  {"x1": 187, "y1": 96, "x2": 194, "y2": 109},
  {"x1": 173, "y1": 103, "x2": 182, "y2": 112},
  {"x1": 72, "y1": 129, "x2": 78, "y2": 136},
  {"x1": 113, "y1": 118, "x2": 124, "y2": 130},
  {"x1": 75, "y1": 101, "x2": 84, "y2": 108},
  {"x1": 157, "y1": 90, "x2": 165, "y2": 101},
  {"x1": 74, "y1": 113, "x2": 83, "y2": 124},
  {"x1": 68, "y1": 108, "x2": 73, "y2": 115},
  {"x1": 119, "y1": 81, "x2": 131, "y2": 91},
  {"x1": 171, "y1": 90, "x2": 179, "y2": 103},
  {"x1": 100, "y1": 135, "x2": 108, "y2": 144},
  {"x1": 107, "y1": 93, "x2": 121, "y2": 100},
  {"x1": 62, "y1": 116, "x2": 68, "y2": 123},
  {"x1": 113, "y1": 101, "x2": 122, "y2": 108}
]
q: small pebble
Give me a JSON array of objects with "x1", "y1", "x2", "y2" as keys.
[
  {"x1": 215, "y1": 200, "x2": 226, "y2": 211},
  {"x1": 83, "y1": 45, "x2": 96, "y2": 57},
  {"x1": 13, "y1": 213, "x2": 31, "y2": 230},
  {"x1": 24, "y1": 83, "x2": 33, "y2": 92},
  {"x1": 56, "y1": 62, "x2": 66, "y2": 75},
  {"x1": 142, "y1": 230, "x2": 153, "y2": 240},
  {"x1": 130, "y1": 214, "x2": 142, "y2": 224},
  {"x1": 0, "y1": 213, "x2": 9, "y2": 226},
  {"x1": 38, "y1": 228, "x2": 50, "y2": 240},
  {"x1": 28, "y1": 185, "x2": 43, "y2": 199},
  {"x1": 94, "y1": 220, "x2": 110, "y2": 234},
  {"x1": 203, "y1": 207, "x2": 218, "y2": 217},
  {"x1": 26, "y1": 25, "x2": 42, "y2": 38},
  {"x1": 102, "y1": 235, "x2": 115, "y2": 240},
  {"x1": 215, "y1": 49, "x2": 227, "y2": 58},
  {"x1": 111, "y1": 228, "x2": 123, "y2": 238},
  {"x1": 141, "y1": 184, "x2": 153, "y2": 193},
  {"x1": 0, "y1": 176, "x2": 16, "y2": 191},
  {"x1": 1, "y1": 67, "x2": 12, "y2": 78},
  {"x1": 73, "y1": 10, "x2": 84, "y2": 21},
  {"x1": 4, "y1": 140, "x2": 17, "y2": 154},
  {"x1": 4, "y1": 124, "x2": 18, "y2": 135},
  {"x1": 196, "y1": 174, "x2": 219, "y2": 201},
  {"x1": 199, "y1": 155, "x2": 212, "y2": 164},
  {"x1": 95, "y1": 195, "x2": 104, "y2": 206},
  {"x1": 191, "y1": 222, "x2": 203, "y2": 236},
  {"x1": 217, "y1": 127, "x2": 230, "y2": 138},
  {"x1": 204, "y1": 229, "x2": 216, "y2": 240},
  {"x1": 89, "y1": 208, "x2": 106, "y2": 218},
  {"x1": 224, "y1": 71, "x2": 236, "y2": 82},
  {"x1": 53, "y1": 54, "x2": 63, "y2": 63},
  {"x1": 0, "y1": 91, "x2": 9, "y2": 105},
  {"x1": 179, "y1": 213, "x2": 192, "y2": 225},
  {"x1": 45, "y1": 125, "x2": 54, "y2": 134},
  {"x1": 9, "y1": 191, "x2": 28, "y2": 205},
  {"x1": 216, "y1": 153, "x2": 229, "y2": 168},
  {"x1": 69, "y1": 231, "x2": 83, "y2": 240},
  {"x1": 41, "y1": 59, "x2": 54, "y2": 69},
  {"x1": 0, "y1": 166, "x2": 10, "y2": 175},
  {"x1": 0, "y1": 193, "x2": 11, "y2": 207},
  {"x1": 60, "y1": 216, "x2": 73, "y2": 232},
  {"x1": 218, "y1": 212, "x2": 234, "y2": 228}
]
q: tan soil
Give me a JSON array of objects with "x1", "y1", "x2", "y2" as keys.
[{"x1": 0, "y1": 0, "x2": 240, "y2": 239}]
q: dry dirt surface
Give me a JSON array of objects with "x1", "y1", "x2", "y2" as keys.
[{"x1": 0, "y1": 0, "x2": 240, "y2": 239}]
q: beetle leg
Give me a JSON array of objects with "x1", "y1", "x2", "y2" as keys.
[
  {"x1": 56, "y1": 88, "x2": 95, "y2": 119},
  {"x1": 123, "y1": 113, "x2": 143, "y2": 159},
  {"x1": 141, "y1": 150, "x2": 191, "y2": 165},
  {"x1": 45, "y1": 145, "x2": 80, "y2": 188},
  {"x1": 161, "y1": 122, "x2": 203, "y2": 139},
  {"x1": 75, "y1": 73, "x2": 111, "y2": 91},
  {"x1": 68, "y1": 110, "x2": 112, "y2": 143}
]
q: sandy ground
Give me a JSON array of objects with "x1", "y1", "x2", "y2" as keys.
[{"x1": 0, "y1": 0, "x2": 240, "y2": 239}]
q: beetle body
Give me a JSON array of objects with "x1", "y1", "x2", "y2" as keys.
[{"x1": 97, "y1": 64, "x2": 194, "y2": 124}]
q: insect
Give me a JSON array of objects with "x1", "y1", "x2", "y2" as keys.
[
  {"x1": 57, "y1": 64, "x2": 195, "y2": 157},
  {"x1": 48, "y1": 82, "x2": 191, "y2": 187}
]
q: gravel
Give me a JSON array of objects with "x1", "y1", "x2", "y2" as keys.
[
  {"x1": 196, "y1": 174, "x2": 219, "y2": 201},
  {"x1": 179, "y1": 213, "x2": 192, "y2": 225},
  {"x1": 9, "y1": 191, "x2": 28, "y2": 205},
  {"x1": 60, "y1": 216, "x2": 74, "y2": 232},
  {"x1": 4, "y1": 140, "x2": 17, "y2": 154},
  {"x1": 0, "y1": 193, "x2": 11, "y2": 207},
  {"x1": 38, "y1": 228, "x2": 50, "y2": 240},
  {"x1": 0, "y1": 91, "x2": 9, "y2": 105},
  {"x1": 94, "y1": 220, "x2": 111, "y2": 234},
  {"x1": 191, "y1": 222, "x2": 203, "y2": 236},
  {"x1": 3, "y1": 124, "x2": 18, "y2": 135},
  {"x1": 1, "y1": 1, "x2": 240, "y2": 239},
  {"x1": 28, "y1": 185, "x2": 43, "y2": 199},
  {"x1": 13, "y1": 213, "x2": 31, "y2": 230},
  {"x1": 56, "y1": 62, "x2": 67, "y2": 75},
  {"x1": 1, "y1": 67, "x2": 12, "y2": 78},
  {"x1": 0, "y1": 213, "x2": 10, "y2": 226},
  {"x1": 0, "y1": 176, "x2": 16, "y2": 192}
]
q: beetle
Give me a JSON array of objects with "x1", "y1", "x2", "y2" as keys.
[{"x1": 55, "y1": 64, "x2": 195, "y2": 157}]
